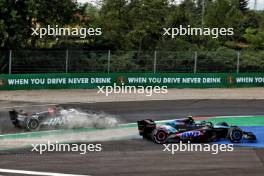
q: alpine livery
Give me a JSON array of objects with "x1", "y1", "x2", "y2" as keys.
[{"x1": 137, "y1": 117, "x2": 256, "y2": 144}]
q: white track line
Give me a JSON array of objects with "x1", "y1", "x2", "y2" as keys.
[{"x1": 0, "y1": 169, "x2": 90, "y2": 176}]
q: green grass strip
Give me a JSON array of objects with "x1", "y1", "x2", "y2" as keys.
[{"x1": 208, "y1": 116, "x2": 264, "y2": 126}]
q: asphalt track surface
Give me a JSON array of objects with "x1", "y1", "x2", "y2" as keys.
[{"x1": 0, "y1": 99, "x2": 264, "y2": 176}]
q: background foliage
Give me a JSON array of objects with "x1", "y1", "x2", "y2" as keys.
[{"x1": 0, "y1": 0, "x2": 263, "y2": 73}]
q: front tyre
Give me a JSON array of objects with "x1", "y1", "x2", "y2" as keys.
[
  {"x1": 228, "y1": 127, "x2": 243, "y2": 143},
  {"x1": 152, "y1": 129, "x2": 168, "y2": 144}
]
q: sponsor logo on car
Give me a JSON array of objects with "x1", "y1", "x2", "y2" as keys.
[
  {"x1": 43, "y1": 117, "x2": 65, "y2": 126},
  {"x1": 179, "y1": 131, "x2": 202, "y2": 138}
]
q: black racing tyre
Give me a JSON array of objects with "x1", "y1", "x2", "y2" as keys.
[
  {"x1": 228, "y1": 127, "x2": 243, "y2": 143},
  {"x1": 25, "y1": 118, "x2": 40, "y2": 131},
  {"x1": 152, "y1": 129, "x2": 168, "y2": 144},
  {"x1": 216, "y1": 122, "x2": 229, "y2": 127}
]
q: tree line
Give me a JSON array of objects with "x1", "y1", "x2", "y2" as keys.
[
  {"x1": 0, "y1": 0, "x2": 263, "y2": 51},
  {"x1": 1, "y1": 0, "x2": 264, "y2": 74}
]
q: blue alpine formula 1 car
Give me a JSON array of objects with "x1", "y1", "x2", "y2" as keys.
[{"x1": 137, "y1": 117, "x2": 256, "y2": 144}]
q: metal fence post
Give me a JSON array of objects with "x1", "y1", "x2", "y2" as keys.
[
  {"x1": 194, "y1": 51, "x2": 197, "y2": 73},
  {"x1": 65, "y1": 49, "x2": 69, "y2": 73},
  {"x1": 237, "y1": 51, "x2": 240, "y2": 74},
  {"x1": 9, "y1": 50, "x2": 12, "y2": 74},
  {"x1": 153, "y1": 50, "x2": 157, "y2": 73},
  {"x1": 107, "y1": 50, "x2": 111, "y2": 74}
]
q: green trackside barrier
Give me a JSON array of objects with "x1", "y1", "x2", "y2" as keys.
[{"x1": 0, "y1": 73, "x2": 264, "y2": 90}]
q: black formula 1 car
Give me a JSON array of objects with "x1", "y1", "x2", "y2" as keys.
[
  {"x1": 9, "y1": 107, "x2": 118, "y2": 131},
  {"x1": 137, "y1": 117, "x2": 256, "y2": 144}
]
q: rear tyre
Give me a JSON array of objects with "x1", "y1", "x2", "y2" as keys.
[
  {"x1": 228, "y1": 127, "x2": 243, "y2": 143},
  {"x1": 25, "y1": 118, "x2": 40, "y2": 131},
  {"x1": 152, "y1": 129, "x2": 168, "y2": 144}
]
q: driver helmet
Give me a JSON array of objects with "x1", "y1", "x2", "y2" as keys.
[
  {"x1": 48, "y1": 107, "x2": 55, "y2": 114},
  {"x1": 187, "y1": 115, "x2": 194, "y2": 124},
  {"x1": 188, "y1": 115, "x2": 193, "y2": 120}
]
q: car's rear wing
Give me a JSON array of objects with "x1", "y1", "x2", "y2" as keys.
[
  {"x1": 137, "y1": 119, "x2": 156, "y2": 138},
  {"x1": 9, "y1": 110, "x2": 19, "y2": 127}
]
